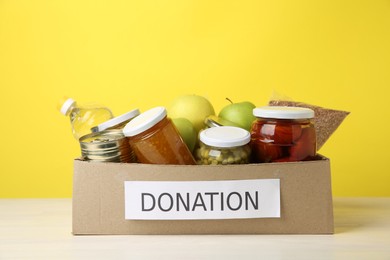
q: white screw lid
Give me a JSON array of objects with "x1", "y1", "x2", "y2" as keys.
[
  {"x1": 253, "y1": 106, "x2": 314, "y2": 119},
  {"x1": 200, "y1": 126, "x2": 251, "y2": 148},
  {"x1": 91, "y1": 109, "x2": 140, "y2": 132},
  {"x1": 123, "y1": 106, "x2": 167, "y2": 137},
  {"x1": 60, "y1": 98, "x2": 76, "y2": 115}
]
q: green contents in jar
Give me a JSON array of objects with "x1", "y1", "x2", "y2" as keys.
[
  {"x1": 195, "y1": 126, "x2": 251, "y2": 165},
  {"x1": 196, "y1": 142, "x2": 251, "y2": 165}
]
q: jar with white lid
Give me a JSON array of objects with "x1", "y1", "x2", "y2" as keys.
[
  {"x1": 123, "y1": 107, "x2": 196, "y2": 165},
  {"x1": 196, "y1": 126, "x2": 251, "y2": 165},
  {"x1": 250, "y1": 106, "x2": 316, "y2": 163}
]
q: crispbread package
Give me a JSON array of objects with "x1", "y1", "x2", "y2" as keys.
[{"x1": 269, "y1": 100, "x2": 350, "y2": 150}]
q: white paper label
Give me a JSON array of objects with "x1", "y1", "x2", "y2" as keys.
[{"x1": 124, "y1": 179, "x2": 280, "y2": 220}]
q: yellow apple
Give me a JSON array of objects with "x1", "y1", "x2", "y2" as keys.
[{"x1": 168, "y1": 95, "x2": 215, "y2": 133}]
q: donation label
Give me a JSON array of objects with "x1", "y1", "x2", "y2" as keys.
[{"x1": 124, "y1": 179, "x2": 280, "y2": 220}]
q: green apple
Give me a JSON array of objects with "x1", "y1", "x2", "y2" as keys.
[
  {"x1": 168, "y1": 95, "x2": 215, "y2": 133},
  {"x1": 218, "y1": 98, "x2": 256, "y2": 131},
  {"x1": 171, "y1": 117, "x2": 197, "y2": 152}
]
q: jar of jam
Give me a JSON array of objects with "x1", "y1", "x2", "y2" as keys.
[
  {"x1": 123, "y1": 106, "x2": 196, "y2": 165},
  {"x1": 196, "y1": 126, "x2": 251, "y2": 165},
  {"x1": 250, "y1": 106, "x2": 316, "y2": 163}
]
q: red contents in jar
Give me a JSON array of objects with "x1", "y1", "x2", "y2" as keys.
[
  {"x1": 289, "y1": 126, "x2": 316, "y2": 161},
  {"x1": 274, "y1": 124, "x2": 302, "y2": 144},
  {"x1": 251, "y1": 139, "x2": 283, "y2": 163},
  {"x1": 250, "y1": 107, "x2": 316, "y2": 163}
]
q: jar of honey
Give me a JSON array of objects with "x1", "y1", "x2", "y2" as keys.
[
  {"x1": 123, "y1": 107, "x2": 196, "y2": 165},
  {"x1": 250, "y1": 106, "x2": 316, "y2": 163}
]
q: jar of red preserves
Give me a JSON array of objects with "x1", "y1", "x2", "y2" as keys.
[
  {"x1": 123, "y1": 106, "x2": 196, "y2": 165},
  {"x1": 250, "y1": 106, "x2": 316, "y2": 163}
]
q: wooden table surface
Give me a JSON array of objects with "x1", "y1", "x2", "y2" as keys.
[{"x1": 0, "y1": 198, "x2": 389, "y2": 259}]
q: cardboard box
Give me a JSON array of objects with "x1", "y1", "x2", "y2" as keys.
[{"x1": 72, "y1": 155, "x2": 334, "y2": 235}]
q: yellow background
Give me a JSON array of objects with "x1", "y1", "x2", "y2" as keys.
[{"x1": 0, "y1": 0, "x2": 389, "y2": 197}]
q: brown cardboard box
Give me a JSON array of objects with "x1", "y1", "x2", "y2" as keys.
[{"x1": 72, "y1": 155, "x2": 333, "y2": 235}]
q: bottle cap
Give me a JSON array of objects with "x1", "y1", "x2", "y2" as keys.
[
  {"x1": 123, "y1": 107, "x2": 167, "y2": 137},
  {"x1": 200, "y1": 126, "x2": 250, "y2": 148},
  {"x1": 58, "y1": 97, "x2": 76, "y2": 115},
  {"x1": 91, "y1": 109, "x2": 140, "y2": 132},
  {"x1": 253, "y1": 106, "x2": 315, "y2": 119}
]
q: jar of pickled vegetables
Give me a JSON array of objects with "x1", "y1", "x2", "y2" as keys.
[
  {"x1": 123, "y1": 107, "x2": 196, "y2": 165},
  {"x1": 196, "y1": 126, "x2": 251, "y2": 165},
  {"x1": 250, "y1": 106, "x2": 316, "y2": 163}
]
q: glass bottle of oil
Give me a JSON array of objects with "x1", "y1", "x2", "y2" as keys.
[{"x1": 58, "y1": 97, "x2": 114, "y2": 140}]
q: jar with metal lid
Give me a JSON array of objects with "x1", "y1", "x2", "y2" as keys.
[
  {"x1": 203, "y1": 115, "x2": 241, "y2": 128},
  {"x1": 91, "y1": 109, "x2": 140, "y2": 133},
  {"x1": 196, "y1": 126, "x2": 251, "y2": 165},
  {"x1": 250, "y1": 106, "x2": 316, "y2": 163},
  {"x1": 79, "y1": 129, "x2": 135, "y2": 163},
  {"x1": 123, "y1": 107, "x2": 196, "y2": 165}
]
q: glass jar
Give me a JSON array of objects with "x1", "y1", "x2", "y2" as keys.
[
  {"x1": 196, "y1": 126, "x2": 251, "y2": 165},
  {"x1": 91, "y1": 109, "x2": 140, "y2": 133},
  {"x1": 250, "y1": 106, "x2": 316, "y2": 163},
  {"x1": 195, "y1": 116, "x2": 242, "y2": 153},
  {"x1": 203, "y1": 115, "x2": 241, "y2": 128},
  {"x1": 123, "y1": 107, "x2": 196, "y2": 165}
]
